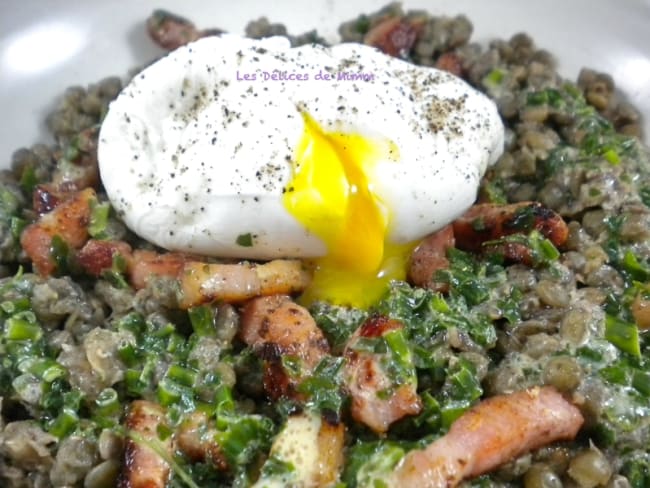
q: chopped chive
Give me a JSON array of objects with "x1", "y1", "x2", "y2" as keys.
[
  {"x1": 48, "y1": 407, "x2": 79, "y2": 438},
  {"x1": 88, "y1": 199, "x2": 111, "y2": 238},
  {"x1": 603, "y1": 148, "x2": 620, "y2": 165},
  {"x1": 19, "y1": 164, "x2": 38, "y2": 194},
  {"x1": 383, "y1": 328, "x2": 415, "y2": 385},
  {"x1": 621, "y1": 251, "x2": 650, "y2": 282},
  {"x1": 640, "y1": 186, "x2": 650, "y2": 208},
  {"x1": 118, "y1": 343, "x2": 139, "y2": 366},
  {"x1": 1, "y1": 297, "x2": 30, "y2": 314},
  {"x1": 236, "y1": 232, "x2": 254, "y2": 247},
  {"x1": 49, "y1": 234, "x2": 69, "y2": 273},
  {"x1": 10, "y1": 217, "x2": 27, "y2": 239},
  {"x1": 29, "y1": 358, "x2": 67, "y2": 382},
  {"x1": 96, "y1": 388, "x2": 121, "y2": 416},
  {"x1": 605, "y1": 314, "x2": 640, "y2": 358},
  {"x1": 167, "y1": 364, "x2": 198, "y2": 388},
  {"x1": 5, "y1": 315, "x2": 42, "y2": 341},
  {"x1": 440, "y1": 399, "x2": 471, "y2": 428},
  {"x1": 125, "y1": 369, "x2": 147, "y2": 396},
  {"x1": 632, "y1": 371, "x2": 650, "y2": 397},
  {"x1": 188, "y1": 305, "x2": 216, "y2": 336},
  {"x1": 483, "y1": 68, "x2": 504, "y2": 87},
  {"x1": 157, "y1": 377, "x2": 192, "y2": 408}
]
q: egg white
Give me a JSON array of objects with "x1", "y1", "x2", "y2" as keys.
[{"x1": 98, "y1": 34, "x2": 503, "y2": 259}]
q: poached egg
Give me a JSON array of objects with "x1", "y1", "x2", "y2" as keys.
[{"x1": 98, "y1": 35, "x2": 504, "y2": 307}]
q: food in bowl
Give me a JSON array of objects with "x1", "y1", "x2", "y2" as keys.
[{"x1": 0, "y1": 3, "x2": 649, "y2": 488}]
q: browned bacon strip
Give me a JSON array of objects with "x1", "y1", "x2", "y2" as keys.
[
  {"x1": 239, "y1": 295, "x2": 330, "y2": 400},
  {"x1": 119, "y1": 401, "x2": 171, "y2": 488},
  {"x1": 435, "y1": 52, "x2": 464, "y2": 77},
  {"x1": 408, "y1": 224, "x2": 455, "y2": 292},
  {"x1": 128, "y1": 250, "x2": 187, "y2": 289},
  {"x1": 408, "y1": 202, "x2": 569, "y2": 290},
  {"x1": 72, "y1": 240, "x2": 311, "y2": 307},
  {"x1": 179, "y1": 259, "x2": 311, "y2": 308},
  {"x1": 344, "y1": 315, "x2": 422, "y2": 433},
  {"x1": 389, "y1": 386, "x2": 583, "y2": 487},
  {"x1": 176, "y1": 411, "x2": 228, "y2": 471},
  {"x1": 76, "y1": 239, "x2": 133, "y2": 276},
  {"x1": 316, "y1": 419, "x2": 346, "y2": 486},
  {"x1": 146, "y1": 9, "x2": 224, "y2": 50},
  {"x1": 21, "y1": 188, "x2": 95, "y2": 276},
  {"x1": 452, "y1": 202, "x2": 569, "y2": 258},
  {"x1": 363, "y1": 17, "x2": 419, "y2": 58}
]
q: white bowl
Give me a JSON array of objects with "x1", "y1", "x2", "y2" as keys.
[{"x1": 1, "y1": 0, "x2": 649, "y2": 162}]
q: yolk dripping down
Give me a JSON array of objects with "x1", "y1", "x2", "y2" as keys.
[{"x1": 283, "y1": 114, "x2": 415, "y2": 309}]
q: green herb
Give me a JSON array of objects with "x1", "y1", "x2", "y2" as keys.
[
  {"x1": 383, "y1": 327, "x2": 417, "y2": 386},
  {"x1": 354, "y1": 15, "x2": 370, "y2": 34},
  {"x1": 622, "y1": 454, "x2": 650, "y2": 488},
  {"x1": 437, "y1": 358, "x2": 482, "y2": 428},
  {"x1": 10, "y1": 216, "x2": 27, "y2": 240},
  {"x1": 296, "y1": 356, "x2": 346, "y2": 415},
  {"x1": 188, "y1": 305, "x2": 216, "y2": 337},
  {"x1": 480, "y1": 178, "x2": 508, "y2": 204},
  {"x1": 605, "y1": 314, "x2": 640, "y2": 358},
  {"x1": 214, "y1": 413, "x2": 275, "y2": 468},
  {"x1": 621, "y1": 251, "x2": 650, "y2": 282},
  {"x1": 101, "y1": 253, "x2": 130, "y2": 288},
  {"x1": 19, "y1": 165, "x2": 39, "y2": 195},
  {"x1": 259, "y1": 455, "x2": 296, "y2": 478},
  {"x1": 63, "y1": 137, "x2": 81, "y2": 161},
  {"x1": 48, "y1": 407, "x2": 79, "y2": 438},
  {"x1": 49, "y1": 234, "x2": 70, "y2": 274},
  {"x1": 235, "y1": 233, "x2": 253, "y2": 247},
  {"x1": 88, "y1": 199, "x2": 111, "y2": 239},
  {"x1": 483, "y1": 68, "x2": 504, "y2": 88},
  {"x1": 310, "y1": 302, "x2": 367, "y2": 353},
  {"x1": 95, "y1": 388, "x2": 121, "y2": 417},
  {"x1": 4, "y1": 312, "x2": 42, "y2": 340},
  {"x1": 434, "y1": 248, "x2": 490, "y2": 306},
  {"x1": 497, "y1": 287, "x2": 522, "y2": 324},
  {"x1": 640, "y1": 186, "x2": 650, "y2": 208},
  {"x1": 343, "y1": 441, "x2": 407, "y2": 488}
]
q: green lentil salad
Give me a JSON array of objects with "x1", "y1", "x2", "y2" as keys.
[{"x1": 1, "y1": 3, "x2": 650, "y2": 488}]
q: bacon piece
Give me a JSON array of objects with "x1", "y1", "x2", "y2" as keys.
[
  {"x1": 146, "y1": 9, "x2": 223, "y2": 50},
  {"x1": 316, "y1": 418, "x2": 346, "y2": 485},
  {"x1": 128, "y1": 250, "x2": 186, "y2": 289},
  {"x1": 21, "y1": 188, "x2": 95, "y2": 276},
  {"x1": 118, "y1": 401, "x2": 171, "y2": 488},
  {"x1": 452, "y1": 202, "x2": 569, "y2": 259},
  {"x1": 123, "y1": 250, "x2": 311, "y2": 308},
  {"x1": 435, "y1": 52, "x2": 464, "y2": 77},
  {"x1": 76, "y1": 239, "x2": 133, "y2": 277},
  {"x1": 389, "y1": 386, "x2": 584, "y2": 487},
  {"x1": 344, "y1": 315, "x2": 422, "y2": 433},
  {"x1": 179, "y1": 259, "x2": 310, "y2": 308},
  {"x1": 408, "y1": 224, "x2": 455, "y2": 292},
  {"x1": 239, "y1": 295, "x2": 330, "y2": 400},
  {"x1": 256, "y1": 412, "x2": 345, "y2": 487},
  {"x1": 363, "y1": 17, "x2": 419, "y2": 58},
  {"x1": 176, "y1": 411, "x2": 228, "y2": 470}
]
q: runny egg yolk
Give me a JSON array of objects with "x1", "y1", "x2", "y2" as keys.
[{"x1": 283, "y1": 114, "x2": 414, "y2": 309}]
